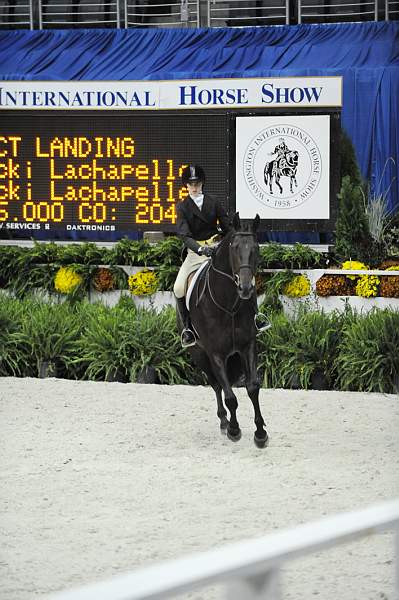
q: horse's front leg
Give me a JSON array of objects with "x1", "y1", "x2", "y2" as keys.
[
  {"x1": 212, "y1": 355, "x2": 241, "y2": 442},
  {"x1": 242, "y1": 344, "x2": 268, "y2": 448},
  {"x1": 209, "y1": 380, "x2": 229, "y2": 432}
]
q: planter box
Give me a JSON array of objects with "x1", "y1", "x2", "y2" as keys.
[
  {"x1": 89, "y1": 289, "x2": 128, "y2": 307},
  {"x1": 132, "y1": 291, "x2": 174, "y2": 311},
  {"x1": 89, "y1": 290, "x2": 174, "y2": 311},
  {"x1": 280, "y1": 294, "x2": 399, "y2": 317}
]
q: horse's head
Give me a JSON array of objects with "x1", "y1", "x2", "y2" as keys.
[
  {"x1": 286, "y1": 150, "x2": 299, "y2": 167},
  {"x1": 229, "y1": 213, "x2": 260, "y2": 300}
]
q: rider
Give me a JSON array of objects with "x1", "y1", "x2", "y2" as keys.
[
  {"x1": 270, "y1": 138, "x2": 289, "y2": 161},
  {"x1": 174, "y1": 165, "x2": 231, "y2": 348}
]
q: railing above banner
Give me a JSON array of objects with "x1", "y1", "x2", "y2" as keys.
[{"x1": 0, "y1": 0, "x2": 393, "y2": 30}]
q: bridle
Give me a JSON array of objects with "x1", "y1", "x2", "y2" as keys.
[
  {"x1": 229, "y1": 231, "x2": 258, "y2": 289},
  {"x1": 208, "y1": 231, "x2": 257, "y2": 288}
]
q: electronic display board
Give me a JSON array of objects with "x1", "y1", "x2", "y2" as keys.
[{"x1": 0, "y1": 112, "x2": 230, "y2": 240}]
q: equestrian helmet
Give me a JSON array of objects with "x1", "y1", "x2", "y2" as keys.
[{"x1": 181, "y1": 165, "x2": 206, "y2": 185}]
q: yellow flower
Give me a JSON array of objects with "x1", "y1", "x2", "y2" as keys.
[
  {"x1": 283, "y1": 274, "x2": 311, "y2": 298},
  {"x1": 54, "y1": 267, "x2": 82, "y2": 294},
  {"x1": 341, "y1": 260, "x2": 368, "y2": 280},
  {"x1": 128, "y1": 269, "x2": 158, "y2": 296},
  {"x1": 355, "y1": 275, "x2": 380, "y2": 298}
]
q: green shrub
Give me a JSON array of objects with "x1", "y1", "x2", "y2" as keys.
[
  {"x1": 12, "y1": 298, "x2": 83, "y2": 378},
  {"x1": 257, "y1": 311, "x2": 297, "y2": 388},
  {"x1": 334, "y1": 175, "x2": 372, "y2": 263},
  {"x1": 127, "y1": 306, "x2": 193, "y2": 384},
  {"x1": 75, "y1": 303, "x2": 136, "y2": 382},
  {"x1": 258, "y1": 271, "x2": 296, "y2": 314},
  {"x1": 258, "y1": 308, "x2": 343, "y2": 390},
  {"x1": 259, "y1": 242, "x2": 324, "y2": 269},
  {"x1": 1, "y1": 295, "x2": 399, "y2": 392},
  {"x1": 336, "y1": 309, "x2": 399, "y2": 393},
  {"x1": 0, "y1": 294, "x2": 28, "y2": 375}
]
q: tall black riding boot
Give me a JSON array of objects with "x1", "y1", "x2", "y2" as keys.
[{"x1": 176, "y1": 297, "x2": 196, "y2": 348}]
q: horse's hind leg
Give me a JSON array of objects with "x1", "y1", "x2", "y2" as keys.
[
  {"x1": 242, "y1": 347, "x2": 268, "y2": 448},
  {"x1": 191, "y1": 349, "x2": 228, "y2": 431},
  {"x1": 208, "y1": 376, "x2": 229, "y2": 431}
]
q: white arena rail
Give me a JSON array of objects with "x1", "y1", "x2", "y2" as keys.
[{"x1": 47, "y1": 499, "x2": 399, "y2": 600}]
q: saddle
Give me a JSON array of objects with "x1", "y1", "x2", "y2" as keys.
[{"x1": 185, "y1": 260, "x2": 210, "y2": 311}]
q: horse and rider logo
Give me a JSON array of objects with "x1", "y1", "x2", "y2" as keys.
[
  {"x1": 264, "y1": 138, "x2": 299, "y2": 196},
  {"x1": 242, "y1": 124, "x2": 323, "y2": 210}
]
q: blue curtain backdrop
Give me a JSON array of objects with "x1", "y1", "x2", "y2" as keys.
[{"x1": 0, "y1": 21, "x2": 398, "y2": 241}]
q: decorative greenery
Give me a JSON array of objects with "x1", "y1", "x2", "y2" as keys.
[
  {"x1": 1, "y1": 295, "x2": 399, "y2": 392},
  {"x1": 334, "y1": 175, "x2": 372, "y2": 263},
  {"x1": 54, "y1": 266, "x2": 83, "y2": 294},
  {"x1": 259, "y1": 242, "x2": 325, "y2": 269},
  {"x1": 92, "y1": 267, "x2": 116, "y2": 292},
  {"x1": 282, "y1": 274, "x2": 311, "y2": 298},
  {"x1": 355, "y1": 274, "x2": 380, "y2": 298},
  {"x1": 11, "y1": 299, "x2": 83, "y2": 378},
  {"x1": 258, "y1": 271, "x2": 296, "y2": 313},
  {"x1": 340, "y1": 128, "x2": 363, "y2": 187},
  {"x1": 336, "y1": 309, "x2": 399, "y2": 393},
  {"x1": 0, "y1": 294, "x2": 27, "y2": 376},
  {"x1": 75, "y1": 303, "x2": 136, "y2": 382},
  {"x1": 316, "y1": 274, "x2": 354, "y2": 297},
  {"x1": 379, "y1": 266, "x2": 399, "y2": 298},
  {"x1": 257, "y1": 311, "x2": 297, "y2": 389},
  {"x1": 341, "y1": 260, "x2": 368, "y2": 279},
  {"x1": 127, "y1": 307, "x2": 195, "y2": 384},
  {"x1": 128, "y1": 269, "x2": 158, "y2": 296},
  {"x1": 258, "y1": 307, "x2": 342, "y2": 390}
]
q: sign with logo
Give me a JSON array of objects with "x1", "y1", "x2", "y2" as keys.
[
  {"x1": 0, "y1": 77, "x2": 342, "y2": 110},
  {"x1": 236, "y1": 115, "x2": 330, "y2": 220}
]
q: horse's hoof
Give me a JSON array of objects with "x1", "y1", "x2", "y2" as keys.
[
  {"x1": 227, "y1": 428, "x2": 242, "y2": 442},
  {"x1": 254, "y1": 432, "x2": 269, "y2": 448}
]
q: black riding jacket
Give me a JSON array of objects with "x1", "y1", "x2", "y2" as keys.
[{"x1": 176, "y1": 194, "x2": 231, "y2": 254}]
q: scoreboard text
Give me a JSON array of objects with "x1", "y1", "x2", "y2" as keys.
[{"x1": 0, "y1": 113, "x2": 229, "y2": 240}]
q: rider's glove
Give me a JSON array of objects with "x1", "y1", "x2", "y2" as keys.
[{"x1": 198, "y1": 245, "x2": 214, "y2": 258}]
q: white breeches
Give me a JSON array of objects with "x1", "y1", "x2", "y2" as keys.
[{"x1": 173, "y1": 249, "x2": 209, "y2": 298}]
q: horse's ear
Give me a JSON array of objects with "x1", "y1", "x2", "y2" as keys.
[
  {"x1": 232, "y1": 212, "x2": 241, "y2": 231},
  {"x1": 252, "y1": 214, "x2": 260, "y2": 233}
]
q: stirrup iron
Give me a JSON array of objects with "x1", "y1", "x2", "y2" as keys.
[
  {"x1": 180, "y1": 328, "x2": 196, "y2": 348},
  {"x1": 254, "y1": 312, "x2": 272, "y2": 333}
]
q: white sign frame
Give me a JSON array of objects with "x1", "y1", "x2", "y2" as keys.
[
  {"x1": 235, "y1": 115, "x2": 331, "y2": 220},
  {"x1": 0, "y1": 77, "x2": 342, "y2": 110}
]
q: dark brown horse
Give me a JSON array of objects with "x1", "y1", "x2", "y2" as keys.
[{"x1": 180, "y1": 213, "x2": 268, "y2": 448}]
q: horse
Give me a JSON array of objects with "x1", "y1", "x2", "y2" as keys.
[
  {"x1": 178, "y1": 213, "x2": 268, "y2": 448},
  {"x1": 264, "y1": 150, "x2": 299, "y2": 195}
]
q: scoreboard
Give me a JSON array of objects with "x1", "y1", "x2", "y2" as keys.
[
  {"x1": 0, "y1": 76, "x2": 343, "y2": 241},
  {"x1": 0, "y1": 112, "x2": 230, "y2": 240}
]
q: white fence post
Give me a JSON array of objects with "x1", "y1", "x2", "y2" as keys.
[{"x1": 396, "y1": 527, "x2": 399, "y2": 600}]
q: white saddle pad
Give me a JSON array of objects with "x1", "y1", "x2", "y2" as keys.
[{"x1": 186, "y1": 260, "x2": 210, "y2": 310}]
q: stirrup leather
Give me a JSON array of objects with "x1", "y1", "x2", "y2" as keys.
[{"x1": 254, "y1": 312, "x2": 272, "y2": 333}]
